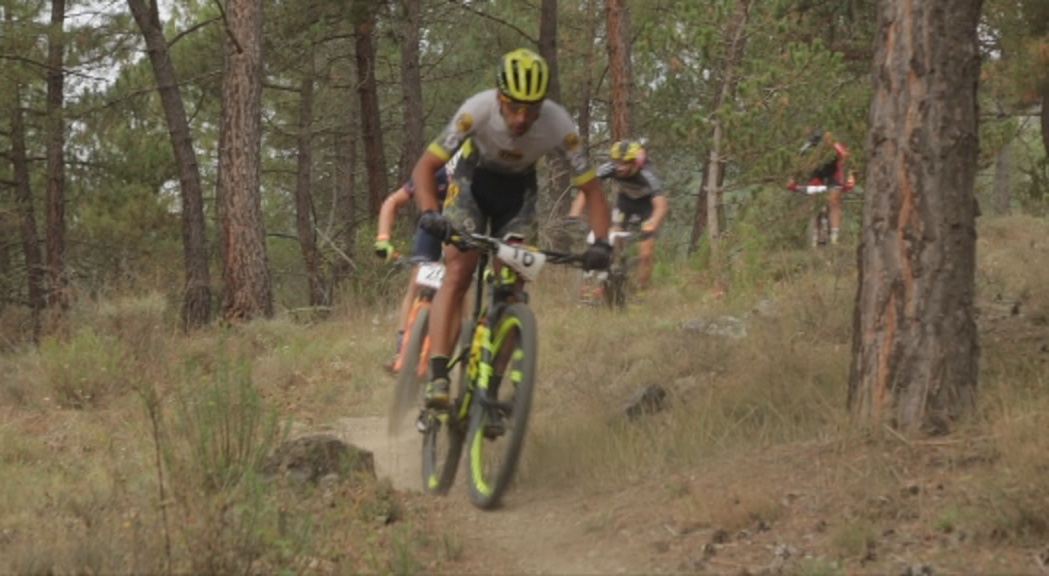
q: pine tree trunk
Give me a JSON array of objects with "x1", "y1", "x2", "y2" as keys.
[
  {"x1": 1041, "y1": 88, "x2": 1049, "y2": 158},
  {"x1": 45, "y1": 0, "x2": 67, "y2": 310},
  {"x1": 577, "y1": 0, "x2": 598, "y2": 152},
  {"x1": 399, "y1": 0, "x2": 424, "y2": 184},
  {"x1": 332, "y1": 49, "x2": 359, "y2": 289},
  {"x1": 848, "y1": 0, "x2": 982, "y2": 434},
  {"x1": 295, "y1": 58, "x2": 326, "y2": 308},
  {"x1": 10, "y1": 86, "x2": 44, "y2": 342},
  {"x1": 539, "y1": 0, "x2": 573, "y2": 248},
  {"x1": 218, "y1": 0, "x2": 273, "y2": 321},
  {"x1": 128, "y1": 0, "x2": 213, "y2": 331},
  {"x1": 354, "y1": 1, "x2": 388, "y2": 217},
  {"x1": 605, "y1": 0, "x2": 633, "y2": 140},
  {"x1": 690, "y1": 0, "x2": 750, "y2": 255}
]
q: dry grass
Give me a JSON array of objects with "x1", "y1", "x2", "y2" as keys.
[{"x1": 0, "y1": 214, "x2": 1047, "y2": 573}]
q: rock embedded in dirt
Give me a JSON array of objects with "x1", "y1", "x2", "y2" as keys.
[
  {"x1": 682, "y1": 315, "x2": 748, "y2": 339},
  {"x1": 261, "y1": 433, "x2": 376, "y2": 485},
  {"x1": 623, "y1": 383, "x2": 669, "y2": 420}
]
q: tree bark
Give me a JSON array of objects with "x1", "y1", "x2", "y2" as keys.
[
  {"x1": 399, "y1": 0, "x2": 424, "y2": 184},
  {"x1": 577, "y1": 0, "x2": 598, "y2": 152},
  {"x1": 45, "y1": 0, "x2": 67, "y2": 310},
  {"x1": 331, "y1": 44, "x2": 359, "y2": 289},
  {"x1": 605, "y1": 0, "x2": 633, "y2": 140},
  {"x1": 539, "y1": 0, "x2": 573, "y2": 247},
  {"x1": 1041, "y1": 87, "x2": 1049, "y2": 158},
  {"x1": 295, "y1": 55, "x2": 326, "y2": 308},
  {"x1": 10, "y1": 87, "x2": 45, "y2": 342},
  {"x1": 539, "y1": 0, "x2": 562, "y2": 104},
  {"x1": 354, "y1": 1, "x2": 388, "y2": 217},
  {"x1": 848, "y1": 0, "x2": 982, "y2": 434},
  {"x1": 128, "y1": 0, "x2": 213, "y2": 330},
  {"x1": 218, "y1": 0, "x2": 273, "y2": 321}
]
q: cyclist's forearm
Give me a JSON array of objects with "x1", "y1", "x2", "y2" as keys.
[
  {"x1": 378, "y1": 187, "x2": 408, "y2": 239},
  {"x1": 578, "y1": 179, "x2": 610, "y2": 239},
  {"x1": 648, "y1": 195, "x2": 669, "y2": 230},
  {"x1": 568, "y1": 192, "x2": 586, "y2": 218}
]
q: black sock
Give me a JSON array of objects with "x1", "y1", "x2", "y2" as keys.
[{"x1": 430, "y1": 356, "x2": 449, "y2": 381}]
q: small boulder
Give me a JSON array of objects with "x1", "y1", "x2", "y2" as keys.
[
  {"x1": 623, "y1": 383, "x2": 669, "y2": 420},
  {"x1": 682, "y1": 316, "x2": 748, "y2": 339},
  {"x1": 261, "y1": 434, "x2": 375, "y2": 485}
]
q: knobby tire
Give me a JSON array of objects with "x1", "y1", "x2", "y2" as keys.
[
  {"x1": 388, "y1": 306, "x2": 430, "y2": 436},
  {"x1": 465, "y1": 303, "x2": 539, "y2": 510},
  {"x1": 420, "y1": 318, "x2": 472, "y2": 495}
]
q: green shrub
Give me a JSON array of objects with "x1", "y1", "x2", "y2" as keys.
[{"x1": 41, "y1": 327, "x2": 127, "y2": 408}]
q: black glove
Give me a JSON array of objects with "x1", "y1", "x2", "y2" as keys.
[
  {"x1": 583, "y1": 238, "x2": 613, "y2": 271},
  {"x1": 418, "y1": 210, "x2": 451, "y2": 241}
]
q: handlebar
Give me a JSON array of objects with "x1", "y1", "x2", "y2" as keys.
[
  {"x1": 787, "y1": 180, "x2": 854, "y2": 195},
  {"x1": 448, "y1": 230, "x2": 584, "y2": 266}
]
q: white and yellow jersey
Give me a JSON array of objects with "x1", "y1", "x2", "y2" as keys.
[{"x1": 427, "y1": 89, "x2": 596, "y2": 186}]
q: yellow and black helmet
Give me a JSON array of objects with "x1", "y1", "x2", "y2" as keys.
[
  {"x1": 610, "y1": 140, "x2": 646, "y2": 165},
  {"x1": 495, "y1": 49, "x2": 550, "y2": 103}
]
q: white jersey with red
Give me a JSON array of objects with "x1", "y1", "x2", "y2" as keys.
[{"x1": 426, "y1": 89, "x2": 596, "y2": 186}]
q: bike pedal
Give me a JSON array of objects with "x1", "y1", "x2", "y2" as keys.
[{"x1": 483, "y1": 418, "x2": 507, "y2": 439}]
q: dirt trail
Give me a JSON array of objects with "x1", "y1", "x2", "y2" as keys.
[{"x1": 329, "y1": 415, "x2": 658, "y2": 575}]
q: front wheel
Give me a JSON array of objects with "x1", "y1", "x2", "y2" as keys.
[
  {"x1": 603, "y1": 268, "x2": 628, "y2": 309},
  {"x1": 465, "y1": 303, "x2": 539, "y2": 510},
  {"x1": 420, "y1": 317, "x2": 473, "y2": 495},
  {"x1": 388, "y1": 306, "x2": 430, "y2": 436}
]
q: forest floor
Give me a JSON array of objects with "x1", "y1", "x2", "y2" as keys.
[{"x1": 328, "y1": 400, "x2": 1049, "y2": 575}]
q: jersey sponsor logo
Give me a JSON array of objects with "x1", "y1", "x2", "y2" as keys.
[
  {"x1": 443, "y1": 181, "x2": 461, "y2": 208},
  {"x1": 441, "y1": 131, "x2": 460, "y2": 152},
  {"x1": 498, "y1": 148, "x2": 524, "y2": 161},
  {"x1": 455, "y1": 113, "x2": 473, "y2": 133},
  {"x1": 563, "y1": 132, "x2": 580, "y2": 151}
]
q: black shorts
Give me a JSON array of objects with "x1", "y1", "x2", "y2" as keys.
[
  {"x1": 612, "y1": 194, "x2": 654, "y2": 228},
  {"x1": 442, "y1": 142, "x2": 538, "y2": 241},
  {"x1": 409, "y1": 225, "x2": 442, "y2": 263}
]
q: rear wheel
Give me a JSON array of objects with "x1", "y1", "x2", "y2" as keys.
[
  {"x1": 465, "y1": 303, "x2": 538, "y2": 510},
  {"x1": 388, "y1": 306, "x2": 430, "y2": 436},
  {"x1": 603, "y1": 269, "x2": 627, "y2": 308}
]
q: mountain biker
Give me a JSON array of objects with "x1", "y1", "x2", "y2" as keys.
[
  {"x1": 410, "y1": 48, "x2": 613, "y2": 410},
  {"x1": 791, "y1": 128, "x2": 850, "y2": 245},
  {"x1": 374, "y1": 165, "x2": 452, "y2": 373},
  {"x1": 568, "y1": 139, "x2": 669, "y2": 294}
]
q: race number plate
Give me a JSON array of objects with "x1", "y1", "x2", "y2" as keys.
[
  {"x1": 415, "y1": 262, "x2": 445, "y2": 289},
  {"x1": 496, "y1": 243, "x2": 546, "y2": 282}
]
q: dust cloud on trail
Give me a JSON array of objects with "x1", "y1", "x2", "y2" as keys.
[
  {"x1": 329, "y1": 415, "x2": 644, "y2": 575},
  {"x1": 329, "y1": 415, "x2": 421, "y2": 490}
]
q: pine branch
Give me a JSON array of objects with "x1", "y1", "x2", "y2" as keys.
[{"x1": 447, "y1": 0, "x2": 537, "y2": 46}]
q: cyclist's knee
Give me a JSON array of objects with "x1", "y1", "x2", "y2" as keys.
[{"x1": 442, "y1": 254, "x2": 475, "y2": 292}]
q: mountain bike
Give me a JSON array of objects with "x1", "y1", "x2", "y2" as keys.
[
  {"x1": 401, "y1": 229, "x2": 584, "y2": 509},
  {"x1": 787, "y1": 178, "x2": 853, "y2": 248},
  {"x1": 601, "y1": 217, "x2": 652, "y2": 309}
]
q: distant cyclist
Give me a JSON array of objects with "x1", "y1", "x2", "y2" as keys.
[
  {"x1": 569, "y1": 139, "x2": 669, "y2": 293},
  {"x1": 375, "y1": 163, "x2": 453, "y2": 372},
  {"x1": 410, "y1": 48, "x2": 613, "y2": 410},
  {"x1": 790, "y1": 128, "x2": 850, "y2": 245}
]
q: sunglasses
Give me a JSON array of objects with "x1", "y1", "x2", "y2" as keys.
[{"x1": 498, "y1": 94, "x2": 543, "y2": 114}]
